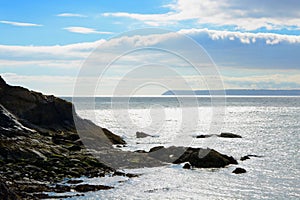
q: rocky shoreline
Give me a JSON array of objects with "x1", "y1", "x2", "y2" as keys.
[{"x1": 0, "y1": 76, "x2": 244, "y2": 199}]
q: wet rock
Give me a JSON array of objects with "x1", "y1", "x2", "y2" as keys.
[
  {"x1": 66, "y1": 179, "x2": 84, "y2": 184},
  {"x1": 220, "y1": 132, "x2": 242, "y2": 138},
  {"x1": 240, "y1": 156, "x2": 250, "y2": 161},
  {"x1": 74, "y1": 184, "x2": 113, "y2": 192},
  {"x1": 195, "y1": 133, "x2": 242, "y2": 138},
  {"x1": 102, "y1": 128, "x2": 126, "y2": 145},
  {"x1": 240, "y1": 154, "x2": 263, "y2": 161},
  {"x1": 232, "y1": 167, "x2": 247, "y2": 174},
  {"x1": 195, "y1": 134, "x2": 213, "y2": 138},
  {"x1": 148, "y1": 146, "x2": 238, "y2": 168},
  {"x1": 113, "y1": 171, "x2": 139, "y2": 178},
  {"x1": 54, "y1": 184, "x2": 71, "y2": 193},
  {"x1": 149, "y1": 146, "x2": 164, "y2": 152},
  {"x1": 183, "y1": 163, "x2": 191, "y2": 169},
  {"x1": 247, "y1": 154, "x2": 263, "y2": 158},
  {"x1": 136, "y1": 131, "x2": 152, "y2": 138},
  {"x1": 134, "y1": 150, "x2": 147, "y2": 153},
  {"x1": 34, "y1": 193, "x2": 84, "y2": 199}
]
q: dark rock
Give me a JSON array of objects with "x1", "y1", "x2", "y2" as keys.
[
  {"x1": 67, "y1": 145, "x2": 82, "y2": 151},
  {"x1": 134, "y1": 150, "x2": 147, "y2": 153},
  {"x1": 219, "y1": 132, "x2": 242, "y2": 138},
  {"x1": 195, "y1": 134, "x2": 213, "y2": 138},
  {"x1": 124, "y1": 173, "x2": 140, "y2": 178},
  {"x1": 149, "y1": 146, "x2": 164, "y2": 152},
  {"x1": 66, "y1": 179, "x2": 84, "y2": 184},
  {"x1": 240, "y1": 154, "x2": 263, "y2": 161},
  {"x1": 54, "y1": 184, "x2": 71, "y2": 193},
  {"x1": 113, "y1": 171, "x2": 139, "y2": 178},
  {"x1": 240, "y1": 156, "x2": 250, "y2": 161},
  {"x1": 247, "y1": 154, "x2": 263, "y2": 158},
  {"x1": 136, "y1": 131, "x2": 152, "y2": 138},
  {"x1": 34, "y1": 193, "x2": 84, "y2": 199},
  {"x1": 232, "y1": 167, "x2": 247, "y2": 174},
  {"x1": 0, "y1": 182, "x2": 20, "y2": 200},
  {"x1": 195, "y1": 133, "x2": 242, "y2": 138},
  {"x1": 149, "y1": 146, "x2": 238, "y2": 168},
  {"x1": 74, "y1": 184, "x2": 113, "y2": 192},
  {"x1": 183, "y1": 163, "x2": 191, "y2": 169},
  {"x1": 102, "y1": 128, "x2": 126, "y2": 145}
]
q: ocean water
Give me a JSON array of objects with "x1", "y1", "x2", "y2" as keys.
[{"x1": 64, "y1": 97, "x2": 299, "y2": 199}]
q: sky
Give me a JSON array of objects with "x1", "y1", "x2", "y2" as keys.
[{"x1": 1, "y1": 0, "x2": 300, "y2": 95}]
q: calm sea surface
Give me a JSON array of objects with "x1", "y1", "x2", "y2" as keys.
[{"x1": 62, "y1": 97, "x2": 300, "y2": 199}]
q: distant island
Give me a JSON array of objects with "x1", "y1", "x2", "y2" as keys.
[{"x1": 163, "y1": 89, "x2": 300, "y2": 96}]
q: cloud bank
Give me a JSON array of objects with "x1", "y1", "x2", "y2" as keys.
[{"x1": 103, "y1": 0, "x2": 300, "y2": 31}]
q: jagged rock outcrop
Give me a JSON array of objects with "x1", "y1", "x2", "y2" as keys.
[{"x1": 0, "y1": 76, "x2": 128, "y2": 198}]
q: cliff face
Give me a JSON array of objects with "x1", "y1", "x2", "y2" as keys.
[
  {"x1": 0, "y1": 76, "x2": 126, "y2": 143},
  {"x1": 0, "y1": 78, "x2": 74, "y2": 130}
]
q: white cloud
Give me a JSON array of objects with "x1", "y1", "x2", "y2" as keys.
[
  {"x1": 57, "y1": 13, "x2": 87, "y2": 17},
  {"x1": 103, "y1": 0, "x2": 300, "y2": 31},
  {"x1": 64, "y1": 26, "x2": 113, "y2": 35},
  {"x1": 179, "y1": 28, "x2": 300, "y2": 44},
  {"x1": 0, "y1": 59, "x2": 82, "y2": 69},
  {"x1": 0, "y1": 20, "x2": 42, "y2": 27},
  {"x1": 0, "y1": 39, "x2": 105, "y2": 59}
]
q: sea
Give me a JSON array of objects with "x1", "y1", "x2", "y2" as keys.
[{"x1": 60, "y1": 96, "x2": 299, "y2": 200}]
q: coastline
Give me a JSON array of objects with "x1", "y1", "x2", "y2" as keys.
[{"x1": 0, "y1": 76, "x2": 243, "y2": 199}]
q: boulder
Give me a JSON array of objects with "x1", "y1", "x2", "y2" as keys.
[
  {"x1": 148, "y1": 146, "x2": 238, "y2": 168},
  {"x1": 232, "y1": 167, "x2": 247, "y2": 174}
]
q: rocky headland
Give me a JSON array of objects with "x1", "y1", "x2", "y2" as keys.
[{"x1": 0, "y1": 76, "x2": 241, "y2": 199}]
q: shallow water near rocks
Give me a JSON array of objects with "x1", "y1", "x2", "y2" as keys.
[{"x1": 63, "y1": 96, "x2": 300, "y2": 199}]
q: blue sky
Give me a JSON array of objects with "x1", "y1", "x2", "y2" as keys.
[{"x1": 1, "y1": 0, "x2": 300, "y2": 95}]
